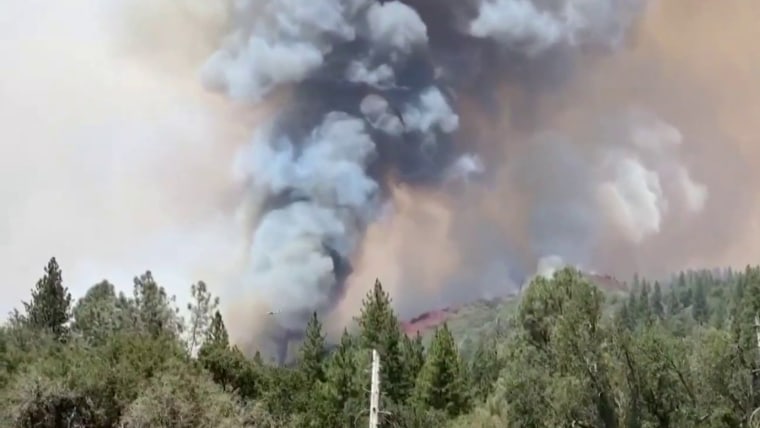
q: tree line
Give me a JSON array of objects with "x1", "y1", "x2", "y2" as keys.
[{"x1": 1, "y1": 257, "x2": 759, "y2": 427}]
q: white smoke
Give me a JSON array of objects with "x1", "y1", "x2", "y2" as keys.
[
  {"x1": 360, "y1": 94, "x2": 405, "y2": 136},
  {"x1": 201, "y1": 0, "x2": 463, "y2": 333},
  {"x1": 597, "y1": 112, "x2": 708, "y2": 243},
  {"x1": 469, "y1": 0, "x2": 643, "y2": 55},
  {"x1": 535, "y1": 255, "x2": 568, "y2": 279},
  {"x1": 513, "y1": 110, "x2": 707, "y2": 271},
  {"x1": 200, "y1": 0, "x2": 369, "y2": 102},
  {"x1": 233, "y1": 113, "x2": 379, "y2": 329},
  {"x1": 347, "y1": 61, "x2": 396, "y2": 89},
  {"x1": 598, "y1": 157, "x2": 666, "y2": 242},
  {"x1": 469, "y1": 0, "x2": 565, "y2": 55},
  {"x1": 366, "y1": 1, "x2": 429, "y2": 54},
  {"x1": 445, "y1": 154, "x2": 485, "y2": 184},
  {"x1": 402, "y1": 87, "x2": 460, "y2": 135}
]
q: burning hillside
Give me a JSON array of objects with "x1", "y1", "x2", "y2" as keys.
[{"x1": 401, "y1": 272, "x2": 627, "y2": 336}]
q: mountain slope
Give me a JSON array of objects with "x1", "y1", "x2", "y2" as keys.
[{"x1": 400, "y1": 273, "x2": 627, "y2": 339}]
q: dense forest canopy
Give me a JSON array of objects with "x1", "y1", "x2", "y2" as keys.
[{"x1": 1, "y1": 257, "x2": 759, "y2": 427}]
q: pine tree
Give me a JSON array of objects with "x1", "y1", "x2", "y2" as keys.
[
  {"x1": 676, "y1": 271, "x2": 687, "y2": 290},
  {"x1": 617, "y1": 300, "x2": 633, "y2": 331},
  {"x1": 198, "y1": 310, "x2": 251, "y2": 395},
  {"x1": 358, "y1": 279, "x2": 396, "y2": 348},
  {"x1": 710, "y1": 298, "x2": 727, "y2": 329},
  {"x1": 356, "y1": 279, "x2": 410, "y2": 403},
  {"x1": 625, "y1": 286, "x2": 639, "y2": 329},
  {"x1": 651, "y1": 281, "x2": 664, "y2": 319},
  {"x1": 414, "y1": 323, "x2": 469, "y2": 417},
  {"x1": 511, "y1": 268, "x2": 618, "y2": 426},
  {"x1": 207, "y1": 311, "x2": 229, "y2": 348},
  {"x1": 299, "y1": 312, "x2": 326, "y2": 385},
  {"x1": 71, "y1": 280, "x2": 119, "y2": 345},
  {"x1": 692, "y1": 279, "x2": 709, "y2": 325},
  {"x1": 666, "y1": 286, "x2": 681, "y2": 316},
  {"x1": 132, "y1": 271, "x2": 182, "y2": 338},
  {"x1": 186, "y1": 281, "x2": 219, "y2": 355},
  {"x1": 23, "y1": 257, "x2": 72, "y2": 340},
  {"x1": 733, "y1": 266, "x2": 760, "y2": 409},
  {"x1": 403, "y1": 332, "x2": 425, "y2": 384},
  {"x1": 469, "y1": 334, "x2": 501, "y2": 402},
  {"x1": 321, "y1": 330, "x2": 360, "y2": 426},
  {"x1": 638, "y1": 281, "x2": 652, "y2": 323}
]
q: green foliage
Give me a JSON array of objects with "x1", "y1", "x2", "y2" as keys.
[
  {"x1": 130, "y1": 271, "x2": 183, "y2": 339},
  {"x1": 357, "y1": 279, "x2": 411, "y2": 403},
  {"x1": 505, "y1": 269, "x2": 618, "y2": 427},
  {"x1": 298, "y1": 312, "x2": 326, "y2": 385},
  {"x1": 71, "y1": 280, "x2": 122, "y2": 346},
  {"x1": 693, "y1": 279, "x2": 709, "y2": 324},
  {"x1": 120, "y1": 360, "x2": 249, "y2": 428},
  {"x1": 402, "y1": 332, "x2": 425, "y2": 390},
  {"x1": 4, "y1": 258, "x2": 760, "y2": 427},
  {"x1": 186, "y1": 281, "x2": 219, "y2": 355},
  {"x1": 468, "y1": 334, "x2": 502, "y2": 403},
  {"x1": 22, "y1": 258, "x2": 72, "y2": 340},
  {"x1": 198, "y1": 312, "x2": 263, "y2": 401},
  {"x1": 414, "y1": 323, "x2": 470, "y2": 417},
  {"x1": 651, "y1": 281, "x2": 664, "y2": 319}
]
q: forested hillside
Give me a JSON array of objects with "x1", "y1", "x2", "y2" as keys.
[{"x1": 1, "y1": 258, "x2": 760, "y2": 427}]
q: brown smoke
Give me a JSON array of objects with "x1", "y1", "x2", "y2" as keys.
[
  {"x1": 347, "y1": 0, "x2": 760, "y2": 313},
  {"x1": 559, "y1": 0, "x2": 760, "y2": 273}
]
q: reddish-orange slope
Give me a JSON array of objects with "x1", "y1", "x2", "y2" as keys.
[{"x1": 400, "y1": 273, "x2": 626, "y2": 336}]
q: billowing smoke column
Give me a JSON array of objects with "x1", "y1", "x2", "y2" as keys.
[{"x1": 199, "y1": 0, "x2": 663, "y2": 352}]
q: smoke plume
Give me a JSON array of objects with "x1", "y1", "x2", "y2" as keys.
[
  {"x1": 200, "y1": 0, "x2": 651, "y2": 346},
  {"x1": 3, "y1": 0, "x2": 760, "y2": 357}
]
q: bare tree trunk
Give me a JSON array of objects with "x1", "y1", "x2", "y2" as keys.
[{"x1": 368, "y1": 349, "x2": 380, "y2": 428}]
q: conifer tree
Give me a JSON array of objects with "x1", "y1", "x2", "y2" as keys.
[
  {"x1": 198, "y1": 310, "x2": 246, "y2": 394},
  {"x1": 625, "y1": 287, "x2": 639, "y2": 328},
  {"x1": 132, "y1": 271, "x2": 182, "y2": 338},
  {"x1": 666, "y1": 286, "x2": 681, "y2": 316},
  {"x1": 253, "y1": 350, "x2": 263, "y2": 366},
  {"x1": 692, "y1": 279, "x2": 709, "y2": 325},
  {"x1": 23, "y1": 257, "x2": 72, "y2": 340},
  {"x1": 469, "y1": 335, "x2": 501, "y2": 402},
  {"x1": 731, "y1": 274, "x2": 746, "y2": 321},
  {"x1": 414, "y1": 323, "x2": 469, "y2": 417},
  {"x1": 403, "y1": 331, "x2": 425, "y2": 384},
  {"x1": 356, "y1": 279, "x2": 410, "y2": 403},
  {"x1": 299, "y1": 312, "x2": 326, "y2": 385},
  {"x1": 617, "y1": 300, "x2": 634, "y2": 331},
  {"x1": 186, "y1": 281, "x2": 219, "y2": 355},
  {"x1": 71, "y1": 280, "x2": 119, "y2": 345},
  {"x1": 358, "y1": 279, "x2": 396, "y2": 348},
  {"x1": 651, "y1": 281, "x2": 664, "y2": 319},
  {"x1": 638, "y1": 280, "x2": 652, "y2": 323},
  {"x1": 678, "y1": 272, "x2": 693, "y2": 308},
  {"x1": 206, "y1": 310, "x2": 229, "y2": 349},
  {"x1": 733, "y1": 267, "x2": 760, "y2": 409},
  {"x1": 321, "y1": 329, "x2": 360, "y2": 426},
  {"x1": 676, "y1": 271, "x2": 687, "y2": 290}
]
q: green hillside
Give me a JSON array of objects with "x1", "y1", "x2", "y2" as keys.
[{"x1": 1, "y1": 258, "x2": 760, "y2": 427}]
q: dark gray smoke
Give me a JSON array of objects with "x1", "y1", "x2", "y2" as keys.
[{"x1": 199, "y1": 0, "x2": 647, "y2": 346}]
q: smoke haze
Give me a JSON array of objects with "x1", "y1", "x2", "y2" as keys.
[
  {"x1": 0, "y1": 0, "x2": 251, "y2": 317},
  {"x1": 2, "y1": 0, "x2": 760, "y2": 354}
]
